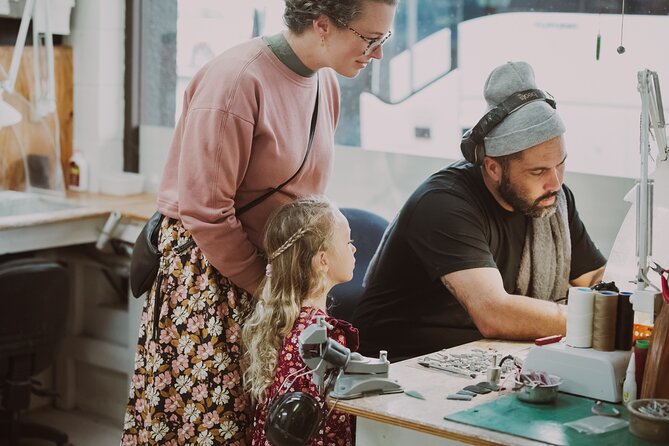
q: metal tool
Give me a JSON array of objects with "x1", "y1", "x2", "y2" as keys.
[
  {"x1": 418, "y1": 358, "x2": 477, "y2": 379},
  {"x1": 637, "y1": 400, "x2": 669, "y2": 418},
  {"x1": 650, "y1": 261, "x2": 669, "y2": 303}
]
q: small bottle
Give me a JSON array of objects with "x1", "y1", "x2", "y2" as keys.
[
  {"x1": 486, "y1": 354, "x2": 501, "y2": 386},
  {"x1": 634, "y1": 339, "x2": 649, "y2": 396},
  {"x1": 68, "y1": 151, "x2": 88, "y2": 191},
  {"x1": 622, "y1": 351, "x2": 636, "y2": 406}
]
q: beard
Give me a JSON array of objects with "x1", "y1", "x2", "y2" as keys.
[{"x1": 498, "y1": 169, "x2": 559, "y2": 219}]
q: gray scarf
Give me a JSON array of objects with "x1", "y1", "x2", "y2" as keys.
[{"x1": 515, "y1": 189, "x2": 571, "y2": 301}]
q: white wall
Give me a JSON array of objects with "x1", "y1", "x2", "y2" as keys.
[{"x1": 58, "y1": 0, "x2": 128, "y2": 424}]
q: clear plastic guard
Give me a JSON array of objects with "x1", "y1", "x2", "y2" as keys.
[
  {"x1": 565, "y1": 415, "x2": 628, "y2": 435},
  {"x1": 0, "y1": 89, "x2": 65, "y2": 196}
]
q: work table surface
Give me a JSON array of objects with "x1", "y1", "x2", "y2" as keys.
[
  {"x1": 0, "y1": 191, "x2": 156, "y2": 230},
  {"x1": 333, "y1": 340, "x2": 547, "y2": 446},
  {"x1": 333, "y1": 340, "x2": 652, "y2": 446},
  {"x1": 0, "y1": 191, "x2": 156, "y2": 255}
]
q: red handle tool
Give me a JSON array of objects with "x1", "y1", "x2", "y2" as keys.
[{"x1": 650, "y1": 262, "x2": 669, "y2": 304}]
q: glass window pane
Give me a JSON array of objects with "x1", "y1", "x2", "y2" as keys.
[{"x1": 162, "y1": 0, "x2": 669, "y2": 177}]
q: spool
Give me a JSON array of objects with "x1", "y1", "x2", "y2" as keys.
[
  {"x1": 592, "y1": 291, "x2": 619, "y2": 352},
  {"x1": 565, "y1": 287, "x2": 595, "y2": 348},
  {"x1": 615, "y1": 291, "x2": 635, "y2": 350}
]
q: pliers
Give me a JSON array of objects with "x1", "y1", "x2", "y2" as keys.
[{"x1": 650, "y1": 261, "x2": 669, "y2": 303}]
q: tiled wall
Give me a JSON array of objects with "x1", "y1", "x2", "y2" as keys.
[
  {"x1": 65, "y1": 1, "x2": 125, "y2": 193},
  {"x1": 59, "y1": 1, "x2": 129, "y2": 423}
]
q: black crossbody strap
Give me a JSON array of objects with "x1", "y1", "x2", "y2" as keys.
[{"x1": 237, "y1": 75, "x2": 320, "y2": 217}]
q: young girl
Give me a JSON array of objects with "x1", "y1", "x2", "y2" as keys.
[{"x1": 242, "y1": 197, "x2": 358, "y2": 446}]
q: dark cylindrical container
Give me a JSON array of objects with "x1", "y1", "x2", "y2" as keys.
[
  {"x1": 615, "y1": 291, "x2": 635, "y2": 350},
  {"x1": 634, "y1": 339, "x2": 649, "y2": 395}
]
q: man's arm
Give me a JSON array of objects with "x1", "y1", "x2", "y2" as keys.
[
  {"x1": 570, "y1": 265, "x2": 605, "y2": 287},
  {"x1": 441, "y1": 267, "x2": 566, "y2": 340}
]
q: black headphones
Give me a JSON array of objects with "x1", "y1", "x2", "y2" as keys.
[
  {"x1": 265, "y1": 336, "x2": 351, "y2": 446},
  {"x1": 460, "y1": 89, "x2": 557, "y2": 165},
  {"x1": 265, "y1": 391, "x2": 323, "y2": 446}
]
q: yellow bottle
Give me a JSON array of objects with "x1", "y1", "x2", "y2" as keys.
[{"x1": 67, "y1": 151, "x2": 88, "y2": 191}]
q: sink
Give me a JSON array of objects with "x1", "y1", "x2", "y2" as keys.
[{"x1": 0, "y1": 190, "x2": 83, "y2": 217}]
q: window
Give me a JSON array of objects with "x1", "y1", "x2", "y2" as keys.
[{"x1": 141, "y1": 0, "x2": 669, "y2": 178}]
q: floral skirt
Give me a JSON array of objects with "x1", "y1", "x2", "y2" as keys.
[{"x1": 121, "y1": 218, "x2": 253, "y2": 445}]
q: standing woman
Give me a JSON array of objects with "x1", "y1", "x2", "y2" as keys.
[{"x1": 121, "y1": 1, "x2": 397, "y2": 445}]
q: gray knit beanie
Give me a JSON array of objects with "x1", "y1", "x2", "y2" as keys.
[{"x1": 483, "y1": 61, "x2": 565, "y2": 157}]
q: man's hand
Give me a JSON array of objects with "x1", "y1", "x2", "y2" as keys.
[{"x1": 442, "y1": 267, "x2": 566, "y2": 340}]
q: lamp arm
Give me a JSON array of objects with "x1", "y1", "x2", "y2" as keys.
[
  {"x1": 637, "y1": 70, "x2": 653, "y2": 290},
  {"x1": 32, "y1": 5, "x2": 41, "y2": 102},
  {"x1": 32, "y1": 0, "x2": 56, "y2": 117},
  {"x1": 648, "y1": 71, "x2": 668, "y2": 162},
  {"x1": 5, "y1": 0, "x2": 36, "y2": 93},
  {"x1": 45, "y1": 0, "x2": 57, "y2": 106}
]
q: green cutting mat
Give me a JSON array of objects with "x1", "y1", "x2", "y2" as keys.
[{"x1": 445, "y1": 393, "x2": 662, "y2": 446}]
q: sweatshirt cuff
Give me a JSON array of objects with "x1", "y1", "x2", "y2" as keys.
[{"x1": 230, "y1": 257, "x2": 265, "y2": 295}]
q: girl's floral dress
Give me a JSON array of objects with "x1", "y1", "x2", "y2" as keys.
[{"x1": 251, "y1": 307, "x2": 358, "y2": 446}]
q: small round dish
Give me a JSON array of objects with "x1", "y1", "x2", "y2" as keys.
[
  {"x1": 514, "y1": 372, "x2": 562, "y2": 404},
  {"x1": 516, "y1": 383, "x2": 560, "y2": 404},
  {"x1": 628, "y1": 398, "x2": 669, "y2": 443}
]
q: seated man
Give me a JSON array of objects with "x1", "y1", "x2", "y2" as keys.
[{"x1": 353, "y1": 61, "x2": 606, "y2": 361}]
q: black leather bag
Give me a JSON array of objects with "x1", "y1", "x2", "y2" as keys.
[{"x1": 129, "y1": 211, "x2": 164, "y2": 297}]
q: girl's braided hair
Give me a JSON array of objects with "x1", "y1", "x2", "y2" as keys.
[{"x1": 242, "y1": 196, "x2": 339, "y2": 402}]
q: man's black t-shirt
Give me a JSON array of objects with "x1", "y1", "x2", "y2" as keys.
[{"x1": 352, "y1": 161, "x2": 606, "y2": 361}]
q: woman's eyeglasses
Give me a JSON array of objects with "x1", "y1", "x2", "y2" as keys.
[{"x1": 337, "y1": 20, "x2": 392, "y2": 56}]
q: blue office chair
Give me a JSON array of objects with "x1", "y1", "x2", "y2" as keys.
[
  {"x1": 328, "y1": 208, "x2": 389, "y2": 323},
  {"x1": 0, "y1": 258, "x2": 71, "y2": 446}
]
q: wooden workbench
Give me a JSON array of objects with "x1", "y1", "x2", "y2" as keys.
[
  {"x1": 334, "y1": 340, "x2": 536, "y2": 446},
  {"x1": 333, "y1": 340, "x2": 651, "y2": 446},
  {"x1": 0, "y1": 190, "x2": 155, "y2": 255}
]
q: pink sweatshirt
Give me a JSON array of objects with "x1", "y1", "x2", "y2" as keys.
[{"x1": 157, "y1": 38, "x2": 340, "y2": 293}]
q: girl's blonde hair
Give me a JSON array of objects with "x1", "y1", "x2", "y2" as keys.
[{"x1": 242, "y1": 196, "x2": 339, "y2": 402}]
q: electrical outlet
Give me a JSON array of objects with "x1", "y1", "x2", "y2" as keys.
[{"x1": 415, "y1": 127, "x2": 431, "y2": 139}]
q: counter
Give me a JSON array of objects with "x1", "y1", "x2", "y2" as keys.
[{"x1": 0, "y1": 191, "x2": 156, "y2": 254}]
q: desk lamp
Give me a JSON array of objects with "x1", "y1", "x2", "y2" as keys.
[
  {"x1": 1, "y1": 0, "x2": 65, "y2": 194},
  {"x1": 2, "y1": 0, "x2": 57, "y2": 123},
  {"x1": 1, "y1": 0, "x2": 30, "y2": 129},
  {"x1": 628, "y1": 69, "x2": 668, "y2": 325}
]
